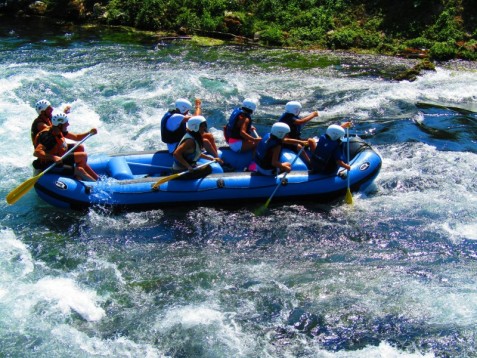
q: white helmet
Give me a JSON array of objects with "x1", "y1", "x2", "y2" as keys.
[
  {"x1": 271, "y1": 122, "x2": 290, "y2": 139},
  {"x1": 186, "y1": 115, "x2": 206, "y2": 132},
  {"x1": 285, "y1": 101, "x2": 302, "y2": 116},
  {"x1": 175, "y1": 98, "x2": 192, "y2": 114},
  {"x1": 326, "y1": 124, "x2": 345, "y2": 141},
  {"x1": 35, "y1": 99, "x2": 51, "y2": 114},
  {"x1": 242, "y1": 98, "x2": 257, "y2": 113},
  {"x1": 51, "y1": 112, "x2": 69, "y2": 126}
]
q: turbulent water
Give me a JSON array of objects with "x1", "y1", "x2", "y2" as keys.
[{"x1": 1, "y1": 17, "x2": 477, "y2": 357}]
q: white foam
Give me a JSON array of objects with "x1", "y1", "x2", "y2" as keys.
[
  {"x1": 50, "y1": 324, "x2": 163, "y2": 357},
  {"x1": 157, "y1": 305, "x2": 253, "y2": 356},
  {"x1": 35, "y1": 277, "x2": 105, "y2": 322},
  {"x1": 0, "y1": 229, "x2": 34, "y2": 277},
  {"x1": 323, "y1": 341, "x2": 434, "y2": 357},
  {"x1": 61, "y1": 67, "x2": 93, "y2": 79},
  {"x1": 160, "y1": 305, "x2": 224, "y2": 328},
  {"x1": 442, "y1": 222, "x2": 477, "y2": 241},
  {"x1": 0, "y1": 231, "x2": 103, "y2": 323}
]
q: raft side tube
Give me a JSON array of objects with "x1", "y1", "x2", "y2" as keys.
[{"x1": 108, "y1": 157, "x2": 134, "y2": 180}]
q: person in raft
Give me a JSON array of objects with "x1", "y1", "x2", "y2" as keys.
[
  {"x1": 278, "y1": 100, "x2": 319, "y2": 163},
  {"x1": 31, "y1": 99, "x2": 71, "y2": 146},
  {"x1": 161, "y1": 98, "x2": 220, "y2": 157},
  {"x1": 172, "y1": 116, "x2": 221, "y2": 180},
  {"x1": 254, "y1": 122, "x2": 308, "y2": 176},
  {"x1": 224, "y1": 98, "x2": 261, "y2": 152},
  {"x1": 33, "y1": 112, "x2": 98, "y2": 181},
  {"x1": 308, "y1": 122, "x2": 352, "y2": 174}
]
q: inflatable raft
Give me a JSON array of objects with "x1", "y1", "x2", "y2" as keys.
[{"x1": 33, "y1": 136, "x2": 382, "y2": 211}]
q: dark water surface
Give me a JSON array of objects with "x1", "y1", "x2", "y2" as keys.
[{"x1": 1, "y1": 17, "x2": 476, "y2": 357}]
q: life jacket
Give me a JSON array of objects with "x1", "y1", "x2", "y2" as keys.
[
  {"x1": 224, "y1": 108, "x2": 252, "y2": 141},
  {"x1": 173, "y1": 133, "x2": 202, "y2": 167},
  {"x1": 34, "y1": 128, "x2": 68, "y2": 162},
  {"x1": 310, "y1": 134, "x2": 341, "y2": 172},
  {"x1": 31, "y1": 115, "x2": 52, "y2": 145},
  {"x1": 254, "y1": 133, "x2": 282, "y2": 169},
  {"x1": 278, "y1": 112, "x2": 301, "y2": 139},
  {"x1": 161, "y1": 109, "x2": 186, "y2": 144}
]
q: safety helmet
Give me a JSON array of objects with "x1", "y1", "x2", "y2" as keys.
[
  {"x1": 175, "y1": 98, "x2": 192, "y2": 114},
  {"x1": 186, "y1": 115, "x2": 207, "y2": 132},
  {"x1": 242, "y1": 98, "x2": 257, "y2": 113},
  {"x1": 285, "y1": 101, "x2": 302, "y2": 116},
  {"x1": 271, "y1": 122, "x2": 290, "y2": 139},
  {"x1": 51, "y1": 112, "x2": 69, "y2": 126},
  {"x1": 326, "y1": 124, "x2": 345, "y2": 141},
  {"x1": 35, "y1": 99, "x2": 51, "y2": 114}
]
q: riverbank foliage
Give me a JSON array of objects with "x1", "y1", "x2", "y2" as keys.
[{"x1": 2, "y1": 0, "x2": 476, "y2": 60}]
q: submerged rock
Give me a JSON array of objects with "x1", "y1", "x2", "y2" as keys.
[{"x1": 393, "y1": 59, "x2": 436, "y2": 82}]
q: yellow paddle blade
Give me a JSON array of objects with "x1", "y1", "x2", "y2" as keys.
[
  {"x1": 151, "y1": 172, "x2": 181, "y2": 190},
  {"x1": 6, "y1": 174, "x2": 42, "y2": 205},
  {"x1": 253, "y1": 205, "x2": 268, "y2": 216},
  {"x1": 345, "y1": 188, "x2": 353, "y2": 205},
  {"x1": 264, "y1": 199, "x2": 271, "y2": 208}
]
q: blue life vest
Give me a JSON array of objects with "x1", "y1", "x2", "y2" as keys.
[
  {"x1": 161, "y1": 110, "x2": 186, "y2": 144},
  {"x1": 278, "y1": 112, "x2": 301, "y2": 139},
  {"x1": 254, "y1": 133, "x2": 282, "y2": 169},
  {"x1": 310, "y1": 134, "x2": 343, "y2": 173},
  {"x1": 225, "y1": 108, "x2": 252, "y2": 140}
]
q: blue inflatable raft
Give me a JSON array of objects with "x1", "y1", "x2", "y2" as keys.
[{"x1": 34, "y1": 136, "x2": 382, "y2": 211}]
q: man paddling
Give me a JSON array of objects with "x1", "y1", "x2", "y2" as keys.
[{"x1": 33, "y1": 112, "x2": 98, "y2": 181}]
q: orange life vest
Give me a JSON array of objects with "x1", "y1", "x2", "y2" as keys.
[{"x1": 34, "y1": 128, "x2": 68, "y2": 163}]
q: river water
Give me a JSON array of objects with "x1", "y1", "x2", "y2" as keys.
[{"x1": 1, "y1": 18, "x2": 477, "y2": 357}]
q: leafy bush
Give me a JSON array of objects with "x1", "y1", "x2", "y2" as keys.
[
  {"x1": 327, "y1": 28, "x2": 358, "y2": 49},
  {"x1": 429, "y1": 42, "x2": 457, "y2": 60},
  {"x1": 404, "y1": 37, "x2": 433, "y2": 50},
  {"x1": 425, "y1": 8, "x2": 465, "y2": 42},
  {"x1": 290, "y1": 27, "x2": 328, "y2": 46},
  {"x1": 359, "y1": 31, "x2": 382, "y2": 49},
  {"x1": 458, "y1": 48, "x2": 477, "y2": 60},
  {"x1": 377, "y1": 41, "x2": 398, "y2": 55},
  {"x1": 135, "y1": 0, "x2": 166, "y2": 30},
  {"x1": 260, "y1": 25, "x2": 285, "y2": 46},
  {"x1": 456, "y1": 39, "x2": 477, "y2": 60},
  {"x1": 106, "y1": 0, "x2": 140, "y2": 25}
]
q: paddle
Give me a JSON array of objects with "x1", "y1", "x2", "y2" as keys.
[
  {"x1": 6, "y1": 132, "x2": 95, "y2": 205},
  {"x1": 255, "y1": 146, "x2": 306, "y2": 215},
  {"x1": 345, "y1": 127, "x2": 353, "y2": 205},
  {"x1": 151, "y1": 159, "x2": 215, "y2": 190},
  {"x1": 126, "y1": 162, "x2": 172, "y2": 170}
]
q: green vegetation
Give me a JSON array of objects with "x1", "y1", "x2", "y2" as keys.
[{"x1": 3, "y1": 0, "x2": 476, "y2": 61}]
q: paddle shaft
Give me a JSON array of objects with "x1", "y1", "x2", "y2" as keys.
[
  {"x1": 39, "y1": 132, "x2": 94, "y2": 177},
  {"x1": 264, "y1": 146, "x2": 306, "y2": 208},
  {"x1": 151, "y1": 160, "x2": 215, "y2": 190},
  {"x1": 347, "y1": 128, "x2": 350, "y2": 188},
  {"x1": 127, "y1": 162, "x2": 171, "y2": 170},
  {"x1": 345, "y1": 127, "x2": 353, "y2": 204}
]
